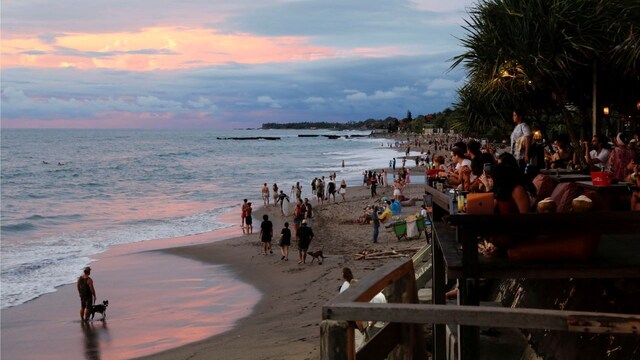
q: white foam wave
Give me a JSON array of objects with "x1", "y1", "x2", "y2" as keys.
[{"x1": 0, "y1": 208, "x2": 233, "y2": 309}]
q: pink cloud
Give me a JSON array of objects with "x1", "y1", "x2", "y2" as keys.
[{"x1": 2, "y1": 27, "x2": 339, "y2": 71}]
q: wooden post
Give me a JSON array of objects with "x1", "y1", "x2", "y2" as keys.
[
  {"x1": 457, "y1": 226, "x2": 479, "y2": 360},
  {"x1": 432, "y1": 228, "x2": 447, "y2": 360},
  {"x1": 321, "y1": 320, "x2": 353, "y2": 360}
]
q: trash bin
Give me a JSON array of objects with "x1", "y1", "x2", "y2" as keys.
[{"x1": 406, "y1": 218, "x2": 418, "y2": 239}]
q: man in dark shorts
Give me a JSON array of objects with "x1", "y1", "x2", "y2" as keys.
[
  {"x1": 297, "y1": 219, "x2": 314, "y2": 264},
  {"x1": 245, "y1": 202, "x2": 253, "y2": 234},
  {"x1": 259, "y1": 214, "x2": 273, "y2": 255},
  {"x1": 77, "y1": 266, "x2": 96, "y2": 321}
]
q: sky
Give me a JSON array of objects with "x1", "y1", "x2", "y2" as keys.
[{"x1": 1, "y1": 0, "x2": 476, "y2": 129}]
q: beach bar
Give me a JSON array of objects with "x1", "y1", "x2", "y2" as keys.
[{"x1": 321, "y1": 211, "x2": 640, "y2": 360}]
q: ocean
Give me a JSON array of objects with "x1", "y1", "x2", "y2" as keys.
[{"x1": 0, "y1": 128, "x2": 406, "y2": 309}]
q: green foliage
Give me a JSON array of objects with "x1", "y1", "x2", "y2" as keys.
[{"x1": 451, "y1": 0, "x2": 640, "y2": 139}]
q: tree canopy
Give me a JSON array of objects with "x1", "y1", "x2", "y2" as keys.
[{"x1": 450, "y1": 0, "x2": 640, "y2": 141}]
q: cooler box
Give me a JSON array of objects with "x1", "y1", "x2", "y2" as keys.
[{"x1": 591, "y1": 171, "x2": 612, "y2": 186}]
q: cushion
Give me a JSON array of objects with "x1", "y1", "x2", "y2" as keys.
[
  {"x1": 532, "y1": 174, "x2": 554, "y2": 202},
  {"x1": 549, "y1": 182, "x2": 581, "y2": 213}
]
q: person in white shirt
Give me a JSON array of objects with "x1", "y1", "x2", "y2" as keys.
[
  {"x1": 365, "y1": 292, "x2": 387, "y2": 340},
  {"x1": 338, "y1": 268, "x2": 366, "y2": 349},
  {"x1": 584, "y1": 134, "x2": 611, "y2": 170},
  {"x1": 510, "y1": 109, "x2": 532, "y2": 166}
]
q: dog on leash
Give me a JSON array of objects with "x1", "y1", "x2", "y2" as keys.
[
  {"x1": 90, "y1": 300, "x2": 109, "y2": 320},
  {"x1": 308, "y1": 250, "x2": 325, "y2": 264}
]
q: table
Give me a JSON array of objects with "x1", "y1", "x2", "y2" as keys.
[
  {"x1": 575, "y1": 181, "x2": 633, "y2": 210},
  {"x1": 423, "y1": 184, "x2": 451, "y2": 214},
  {"x1": 540, "y1": 168, "x2": 586, "y2": 175},
  {"x1": 547, "y1": 174, "x2": 592, "y2": 184}
]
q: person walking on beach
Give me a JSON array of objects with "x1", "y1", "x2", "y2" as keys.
[
  {"x1": 311, "y1": 177, "x2": 318, "y2": 200},
  {"x1": 259, "y1": 214, "x2": 273, "y2": 255},
  {"x1": 339, "y1": 267, "x2": 355, "y2": 293},
  {"x1": 327, "y1": 176, "x2": 336, "y2": 203},
  {"x1": 294, "y1": 182, "x2": 303, "y2": 202},
  {"x1": 293, "y1": 199, "x2": 306, "y2": 239},
  {"x1": 272, "y1": 183, "x2": 279, "y2": 207},
  {"x1": 316, "y1": 178, "x2": 324, "y2": 205},
  {"x1": 339, "y1": 179, "x2": 347, "y2": 202},
  {"x1": 297, "y1": 220, "x2": 314, "y2": 264},
  {"x1": 245, "y1": 202, "x2": 253, "y2": 234},
  {"x1": 279, "y1": 222, "x2": 291, "y2": 261},
  {"x1": 77, "y1": 266, "x2": 96, "y2": 322},
  {"x1": 304, "y1": 197, "x2": 313, "y2": 227},
  {"x1": 261, "y1": 183, "x2": 270, "y2": 206},
  {"x1": 241, "y1": 199, "x2": 249, "y2": 234}
]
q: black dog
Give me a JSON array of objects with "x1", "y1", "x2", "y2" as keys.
[
  {"x1": 308, "y1": 250, "x2": 325, "y2": 264},
  {"x1": 90, "y1": 300, "x2": 109, "y2": 320}
]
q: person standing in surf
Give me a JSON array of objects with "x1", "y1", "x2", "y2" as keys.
[
  {"x1": 261, "y1": 183, "x2": 270, "y2": 206},
  {"x1": 77, "y1": 267, "x2": 96, "y2": 322},
  {"x1": 241, "y1": 199, "x2": 249, "y2": 234},
  {"x1": 272, "y1": 183, "x2": 279, "y2": 208}
]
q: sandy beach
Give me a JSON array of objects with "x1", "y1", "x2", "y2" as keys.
[
  {"x1": 140, "y1": 182, "x2": 429, "y2": 360},
  {"x1": 1, "y1": 178, "x2": 429, "y2": 360}
]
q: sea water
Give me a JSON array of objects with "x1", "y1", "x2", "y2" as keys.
[{"x1": 1, "y1": 128, "x2": 403, "y2": 309}]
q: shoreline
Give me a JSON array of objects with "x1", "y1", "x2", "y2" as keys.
[
  {"x1": 139, "y1": 183, "x2": 428, "y2": 360},
  {"x1": 1, "y1": 182, "x2": 428, "y2": 360},
  {"x1": 0, "y1": 210, "x2": 263, "y2": 360}
]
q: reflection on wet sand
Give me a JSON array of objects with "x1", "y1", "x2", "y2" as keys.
[{"x1": 81, "y1": 320, "x2": 109, "y2": 360}]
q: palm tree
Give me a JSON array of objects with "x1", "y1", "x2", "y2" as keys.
[{"x1": 451, "y1": 0, "x2": 640, "y2": 154}]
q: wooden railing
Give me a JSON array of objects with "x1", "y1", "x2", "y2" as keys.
[{"x1": 321, "y1": 212, "x2": 640, "y2": 360}]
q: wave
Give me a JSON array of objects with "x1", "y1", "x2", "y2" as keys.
[
  {"x1": 1, "y1": 222, "x2": 37, "y2": 232},
  {"x1": 26, "y1": 214, "x2": 82, "y2": 221},
  {"x1": 156, "y1": 151, "x2": 193, "y2": 158},
  {"x1": 1, "y1": 206, "x2": 234, "y2": 309}
]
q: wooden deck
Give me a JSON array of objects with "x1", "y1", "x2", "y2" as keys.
[{"x1": 321, "y1": 211, "x2": 640, "y2": 360}]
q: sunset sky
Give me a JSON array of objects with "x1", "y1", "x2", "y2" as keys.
[{"x1": 1, "y1": 0, "x2": 475, "y2": 129}]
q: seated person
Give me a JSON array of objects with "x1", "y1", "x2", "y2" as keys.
[
  {"x1": 583, "y1": 134, "x2": 611, "y2": 170},
  {"x1": 631, "y1": 171, "x2": 640, "y2": 211},
  {"x1": 548, "y1": 135, "x2": 573, "y2": 169},
  {"x1": 491, "y1": 161, "x2": 535, "y2": 214},
  {"x1": 389, "y1": 199, "x2": 402, "y2": 216},
  {"x1": 433, "y1": 155, "x2": 446, "y2": 171},
  {"x1": 470, "y1": 153, "x2": 496, "y2": 193},
  {"x1": 378, "y1": 204, "x2": 392, "y2": 223},
  {"x1": 445, "y1": 146, "x2": 472, "y2": 191}
]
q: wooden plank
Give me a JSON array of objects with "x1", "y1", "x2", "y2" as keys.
[
  {"x1": 424, "y1": 184, "x2": 451, "y2": 212},
  {"x1": 445, "y1": 212, "x2": 640, "y2": 236},
  {"x1": 411, "y1": 243, "x2": 431, "y2": 265},
  {"x1": 431, "y1": 227, "x2": 447, "y2": 360},
  {"x1": 356, "y1": 323, "x2": 402, "y2": 360},
  {"x1": 324, "y1": 303, "x2": 640, "y2": 334},
  {"x1": 457, "y1": 226, "x2": 479, "y2": 360},
  {"x1": 447, "y1": 263, "x2": 640, "y2": 279},
  {"x1": 325, "y1": 259, "x2": 414, "y2": 308},
  {"x1": 567, "y1": 314, "x2": 640, "y2": 334},
  {"x1": 320, "y1": 320, "x2": 353, "y2": 360}
]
